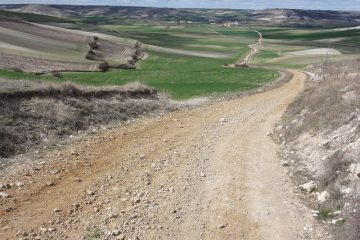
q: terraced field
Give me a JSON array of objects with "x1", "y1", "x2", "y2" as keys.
[
  {"x1": 253, "y1": 27, "x2": 360, "y2": 67},
  {"x1": 0, "y1": 19, "x2": 134, "y2": 73}
]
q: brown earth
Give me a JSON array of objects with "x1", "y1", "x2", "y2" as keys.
[{"x1": 0, "y1": 70, "x2": 328, "y2": 239}]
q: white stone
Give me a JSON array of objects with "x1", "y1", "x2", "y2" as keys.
[
  {"x1": 300, "y1": 181, "x2": 316, "y2": 192},
  {"x1": 15, "y1": 182, "x2": 24, "y2": 187},
  {"x1": 349, "y1": 163, "x2": 360, "y2": 177},
  {"x1": 219, "y1": 118, "x2": 227, "y2": 123},
  {"x1": 0, "y1": 192, "x2": 9, "y2": 198},
  {"x1": 317, "y1": 191, "x2": 330, "y2": 202},
  {"x1": 340, "y1": 188, "x2": 352, "y2": 195}
]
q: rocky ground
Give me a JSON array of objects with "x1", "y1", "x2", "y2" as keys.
[
  {"x1": 277, "y1": 61, "x2": 360, "y2": 240},
  {"x1": 0, "y1": 70, "x2": 329, "y2": 240}
]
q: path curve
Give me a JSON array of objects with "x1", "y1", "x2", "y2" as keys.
[
  {"x1": 239, "y1": 30, "x2": 263, "y2": 65},
  {"x1": 226, "y1": 30, "x2": 263, "y2": 68},
  {"x1": 0, "y1": 70, "x2": 326, "y2": 240}
]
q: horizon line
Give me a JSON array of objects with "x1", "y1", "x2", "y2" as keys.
[{"x1": 0, "y1": 3, "x2": 357, "y2": 12}]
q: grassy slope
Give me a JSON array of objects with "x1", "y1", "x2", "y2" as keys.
[
  {"x1": 0, "y1": 27, "x2": 87, "y2": 61},
  {"x1": 0, "y1": 9, "x2": 74, "y2": 23},
  {"x1": 62, "y1": 25, "x2": 279, "y2": 99},
  {"x1": 64, "y1": 52, "x2": 278, "y2": 99},
  {"x1": 0, "y1": 51, "x2": 278, "y2": 99}
]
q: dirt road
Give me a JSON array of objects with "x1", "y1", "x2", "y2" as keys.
[
  {"x1": 0, "y1": 70, "x2": 327, "y2": 239},
  {"x1": 238, "y1": 30, "x2": 263, "y2": 65},
  {"x1": 229, "y1": 30, "x2": 263, "y2": 67}
]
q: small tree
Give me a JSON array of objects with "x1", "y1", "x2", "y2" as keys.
[
  {"x1": 52, "y1": 71, "x2": 63, "y2": 78},
  {"x1": 134, "y1": 41, "x2": 142, "y2": 49}
]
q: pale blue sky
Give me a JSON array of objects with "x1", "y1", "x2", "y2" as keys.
[{"x1": 1, "y1": 0, "x2": 360, "y2": 11}]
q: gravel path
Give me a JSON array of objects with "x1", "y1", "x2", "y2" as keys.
[{"x1": 0, "y1": 70, "x2": 328, "y2": 240}]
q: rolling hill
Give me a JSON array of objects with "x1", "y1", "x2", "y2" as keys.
[{"x1": 0, "y1": 4, "x2": 360, "y2": 27}]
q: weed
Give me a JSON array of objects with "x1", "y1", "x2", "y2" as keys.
[
  {"x1": 85, "y1": 227, "x2": 102, "y2": 240},
  {"x1": 317, "y1": 208, "x2": 335, "y2": 220}
]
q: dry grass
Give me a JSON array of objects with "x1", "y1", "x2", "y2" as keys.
[
  {"x1": 281, "y1": 59, "x2": 360, "y2": 240},
  {"x1": 284, "y1": 59, "x2": 360, "y2": 140},
  {"x1": 0, "y1": 79, "x2": 164, "y2": 159}
]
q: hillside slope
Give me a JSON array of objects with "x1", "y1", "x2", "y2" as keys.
[
  {"x1": 278, "y1": 60, "x2": 360, "y2": 240},
  {"x1": 0, "y1": 19, "x2": 135, "y2": 73}
]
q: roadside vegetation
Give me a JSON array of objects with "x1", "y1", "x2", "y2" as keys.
[
  {"x1": 278, "y1": 59, "x2": 360, "y2": 240},
  {"x1": 0, "y1": 79, "x2": 164, "y2": 162}
]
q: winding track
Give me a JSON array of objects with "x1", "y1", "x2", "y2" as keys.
[
  {"x1": 227, "y1": 29, "x2": 263, "y2": 67},
  {"x1": 238, "y1": 30, "x2": 263, "y2": 65},
  {"x1": 0, "y1": 69, "x2": 326, "y2": 239}
]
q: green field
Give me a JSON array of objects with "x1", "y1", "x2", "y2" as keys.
[
  {"x1": 83, "y1": 25, "x2": 279, "y2": 99},
  {"x1": 64, "y1": 52, "x2": 278, "y2": 99},
  {"x1": 0, "y1": 23, "x2": 279, "y2": 99}
]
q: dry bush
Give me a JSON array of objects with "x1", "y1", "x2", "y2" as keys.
[
  {"x1": 0, "y1": 80, "x2": 162, "y2": 159},
  {"x1": 52, "y1": 71, "x2": 63, "y2": 78},
  {"x1": 281, "y1": 59, "x2": 360, "y2": 239},
  {"x1": 98, "y1": 61, "x2": 110, "y2": 72},
  {"x1": 284, "y1": 60, "x2": 360, "y2": 141},
  {"x1": 85, "y1": 50, "x2": 97, "y2": 60},
  {"x1": 88, "y1": 41, "x2": 99, "y2": 50},
  {"x1": 134, "y1": 41, "x2": 142, "y2": 49},
  {"x1": 235, "y1": 63, "x2": 249, "y2": 68}
]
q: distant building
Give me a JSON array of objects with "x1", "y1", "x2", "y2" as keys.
[{"x1": 223, "y1": 21, "x2": 239, "y2": 27}]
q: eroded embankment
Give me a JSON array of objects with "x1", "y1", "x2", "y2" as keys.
[{"x1": 0, "y1": 79, "x2": 166, "y2": 163}]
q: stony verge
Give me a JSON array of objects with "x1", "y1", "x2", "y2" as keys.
[{"x1": 276, "y1": 60, "x2": 360, "y2": 240}]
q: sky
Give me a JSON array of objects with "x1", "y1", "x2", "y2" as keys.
[{"x1": 1, "y1": 0, "x2": 360, "y2": 11}]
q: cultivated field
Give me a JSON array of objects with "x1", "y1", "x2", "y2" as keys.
[
  {"x1": 0, "y1": 19, "x2": 135, "y2": 73},
  {"x1": 253, "y1": 27, "x2": 360, "y2": 67}
]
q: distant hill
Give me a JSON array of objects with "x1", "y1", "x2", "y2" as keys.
[
  {"x1": 0, "y1": 4, "x2": 360, "y2": 27},
  {"x1": 0, "y1": 9, "x2": 75, "y2": 23}
]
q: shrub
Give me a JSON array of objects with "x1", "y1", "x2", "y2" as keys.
[
  {"x1": 85, "y1": 50, "x2": 97, "y2": 60},
  {"x1": 52, "y1": 72, "x2": 63, "y2": 78},
  {"x1": 98, "y1": 61, "x2": 110, "y2": 72},
  {"x1": 134, "y1": 41, "x2": 141, "y2": 49}
]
